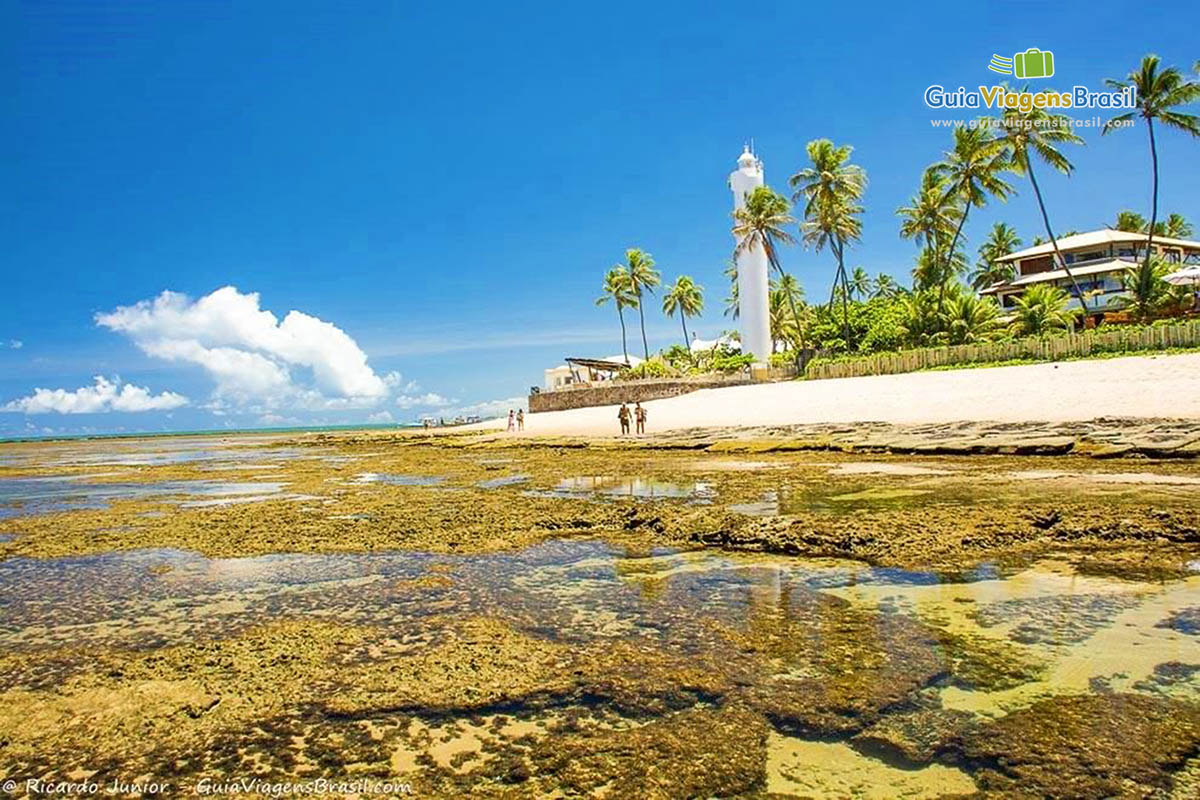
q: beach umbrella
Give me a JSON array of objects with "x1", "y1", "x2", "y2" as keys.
[{"x1": 1163, "y1": 265, "x2": 1200, "y2": 286}]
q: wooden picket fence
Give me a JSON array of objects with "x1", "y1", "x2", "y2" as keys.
[{"x1": 805, "y1": 321, "x2": 1200, "y2": 380}]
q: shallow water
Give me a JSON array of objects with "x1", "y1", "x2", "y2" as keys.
[
  {"x1": 2, "y1": 538, "x2": 1198, "y2": 794},
  {"x1": 525, "y1": 475, "x2": 716, "y2": 502},
  {"x1": 4, "y1": 436, "x2": 1200, "y2": 794},
  {"x1": 0, "y1": 476, "x2": 292, "y2": 517}
]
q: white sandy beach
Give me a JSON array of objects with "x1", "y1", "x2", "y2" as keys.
[{"x1": 474, "y1": 353, "x2": 1200, "y2": 436}]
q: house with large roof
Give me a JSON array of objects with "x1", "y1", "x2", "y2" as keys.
[{"x1": 981, "y1": 229, "x2": 1200, "y2": 317}]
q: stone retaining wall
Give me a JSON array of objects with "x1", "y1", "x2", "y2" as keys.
[{"x1": 529, "y1": 377, "x2": 749, "y2": 413}]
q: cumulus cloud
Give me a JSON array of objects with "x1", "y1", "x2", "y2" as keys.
[
  {"x1": 6, "y1": 340, "x2": 21, "y2": 349},
  {"x1": 395, "y1": 392, "x2": 451, "y2": 410},
  {"x1": 367, "y1": 410, "x2": 395, "y2": 423},
  {"x1": 446, "y1": 395, "x2": 526, "y2": 421},
  {"x1": 2, "y1": 376, "x2": 188, "y2": 414},
  {"x1": 96, "y1": 287, "x2": 392, "y2": 411}
]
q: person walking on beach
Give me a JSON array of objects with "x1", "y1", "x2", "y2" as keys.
[
  {"x1": 618, "y1": 403, "x2": 631, "y2": 435},
  {"x1": 634, "y1": 402, "x2": 647, "y2": 435},
  {"x1": 507, "y1": 409, "x2": 515, "y2": 432},
  {"x1": 516, "y1": 409, "x2": 525, "y2": 432}
]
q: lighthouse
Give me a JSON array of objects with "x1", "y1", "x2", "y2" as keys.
[{"x1": 730, "y1": 146, "x2": 771, "y2": 364}]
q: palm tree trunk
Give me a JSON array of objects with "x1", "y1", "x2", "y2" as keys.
[
  {"x1": 617, "y1": 307, "x2": 630, "y2": 365},
  {"x1": 1026, "y1": 155, "x2": 1089, "y2": 320},
  {"x1": 940, "y1": 204, "x2": 970, "y2": 313},
  {"x1": 835, "y1": 238, "x2": 852, "y2": 350},
  {"x1": 679, "y1": 311, "x2": 689, "y2": 348},
  {"x1": 1144, "y1": 116, "x2": 1159, "y2": 273},
  {"x1": 767, "y1": 241, "x2": 804, "y2": 370},
  {"x1": 636, "y1": 295, "x2": 650, "y2": 362}
]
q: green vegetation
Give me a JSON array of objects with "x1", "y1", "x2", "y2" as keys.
[
  {"x1": 588, "y1": 53, "x2": 1198, "y2": 385},
  {"x1": 661, "y1": 275, "x2": 704, "y2": 347},
  {"x1": 1103, "y1": 55, "x2": 1200, "y2": 274}
]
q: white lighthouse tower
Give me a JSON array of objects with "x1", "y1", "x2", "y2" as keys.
[{"x1": 730, "y1": 146, "x2": 771, "y2": 364}]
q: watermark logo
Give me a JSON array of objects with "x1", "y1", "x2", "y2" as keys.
[{"x1": 989, "y1": 48, "x2": 1055, "y2": 79}]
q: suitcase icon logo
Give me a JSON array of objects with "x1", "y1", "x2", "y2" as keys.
[{"x1": 988, "y1": 48, "x2": 1055, "y2": 79}]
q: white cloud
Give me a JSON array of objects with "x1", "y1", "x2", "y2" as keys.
[
  {"x1": 367, "y1": 410, "x2": 395, "y2": 423},
  {"x1": 446, "y1": 395, "x2": 526, "y2": 421},
  {"x1": 6, "y1": 340, "x2": 22, "y2": 349},
  {"x1": 2, "y1": 376, "x2": 188, "y2": 415},
  {"x1": 96, "y1": 287, "x2": 392, "y2": 411},
  {"x1": 395, "y1": 392, "x2": 451, "y2": 410}
]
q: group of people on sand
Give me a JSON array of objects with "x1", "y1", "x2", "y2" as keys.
[
  {"x1": 506, "y1": 408, "x2": 525, "y2": 432},
  {"x1": 618, "y1": 401, "x2": 647, "y2": 436}
]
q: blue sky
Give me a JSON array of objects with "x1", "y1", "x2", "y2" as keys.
[{"x1": 3, "y1": 0, "x2": 1198, "y2": 435}]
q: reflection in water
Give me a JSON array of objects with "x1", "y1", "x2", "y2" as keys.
[
  {"x1": 526, "y1": 476, "x2": 716, "y2": 502},
  {"x1": 1, "y1": 540, "x2": 1199, "y2": 793},
  {"x1": 0, "y1": 476, "x2": 293, "y2": 518},
  {"x1": 348, "y1": 472, "x2": 444, "y2": 486}
]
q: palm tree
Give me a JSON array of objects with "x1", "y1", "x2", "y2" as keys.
[
  {"x1": 897, "y1": 167, "x2": 962, "y2": 298},
  {"x1": 871, "y1": 273, "x2": 902, "y2": 299},
  {"x1": 1111, "y1": 210, "x2": 1149, "y2": 232},
  {"x1": 939, "y1": 292, "x2": 1003, "y2": 345},
  {"x1": 848, "y1": 267, "x2": 871, "y2": 300},
  {"x1": 767, "y1": 286, "x2": 798, "y2": 352},
  {"x1": 1009, "y1": 284, "x2": 1079, "y2": 337},
  {"x1": 930, "y1": 126, "x2": 1014, "y2": 306},
  {"x1": 1116, "y1": 257, "x2": 1172, "y2": 322},
  {"x1": 1104, "y1": 56, "x2": 1200, "y2": 276},
  {"x1": 790, "y1": 139, "x2": 867, "y2": 349},
  {"x1": 991, "y1": 86, "x2": 1088, "y2": 316},
  {"x1": 1162, "y1": 213, "x2": 1195, "y2": 239},
  {"x1": 732, "y1": 186, "x2": 802, "y2": 361},
  {"x1": 913, "y1": 244, "x2": 967, "y2": 293},
  {"x1": 722, "y1": 260, "x2": 739, "y2": 319},
  {"x1": 971, "y1": 222, "x2": 1022, "y2": 290},
  {"x1": 621, "y1": 248, "x2": 661, "y2": 361},
  {"x1": 661, "y1": 275, "x2": 704, "y2": 347},
  {"x1": 595, "y1": 266, "x2": 636, "y2": 365}
]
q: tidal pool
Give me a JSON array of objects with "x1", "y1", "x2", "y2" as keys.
[
  {"x1": 2, "y1": 539, "x2": 1199, "y2": 795},
  {"x1": 0, "y1": 475, "x2": 294, "y2": 517},
  {"x1": 526, "y1": 475, "x2": 716, "y2": 502}
]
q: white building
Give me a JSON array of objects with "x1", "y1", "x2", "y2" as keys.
[
  {"x1": 729, "y1": 146, "x2": 771, "y2": 363},
  {"x1": 542, "y1": 355, "x2": 642, "y2": 391}
]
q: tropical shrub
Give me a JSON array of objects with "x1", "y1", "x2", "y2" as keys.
[{"x1": 1009, "y1": 284, "x2": 1080, "y2": 337}]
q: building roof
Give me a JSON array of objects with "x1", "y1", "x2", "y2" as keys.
[
  {"x1": 985, "y1": 259, "x2": 1135, "y2": 293},
  {"x1": 997, "y1": 230, "x2": 1200, "y2": 263}
]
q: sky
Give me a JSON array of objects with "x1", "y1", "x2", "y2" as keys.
[{"x1": 3, "y1": 0, "x2": 1198, "y2": 436}]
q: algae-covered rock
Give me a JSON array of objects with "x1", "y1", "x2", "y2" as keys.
[
  {"x1": 852, "y1": 708, "x2": 978, "y2": 763},
  {"x1": 961, "y1": 693, "x2": 1200, "y2": 798}
]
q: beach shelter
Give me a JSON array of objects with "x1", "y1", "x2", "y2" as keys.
[{"x1": 1163, "y1": 265, "x2": 1200, "y2": 286}]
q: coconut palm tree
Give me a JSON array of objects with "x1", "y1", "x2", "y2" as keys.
[
  {"x1": 731, "y1": 186, "x2": 803, "y2": 361},
  {"x1": 938, "y1": 292, "x2": 1004, "y2": 345},
  {"x1": 790, "y1": 139, "x2": 867, "y2": 349},
  {"x1": 897, "y1": 168, "x2": 959, "y2": 251},
  {"x1": 722, "y1": 260, "x2": 739, "y2": 319},
  {"x1": 1161, "y1": 213, "x2": 1195, "y2": 239},
  {"x1": 970, "y1": 222, "x2": 1022, "y2": 290},
  {"x1": 1009, "y1": 284, "x2": 1079, "y2": 337},
  {"x1": 595, "y1": 266, "x2": 636, "y2": 365},
  {"x1": 661, "y1": 275, "x2": 704, "y2": 347},
  {"x1": 767, "y1": 286, "x2": 798, "y2": 352},
  {"x1": 913, "y1": 244, "x2": 967, "y2": 293},
  {"x1": 871, "y1": 273, "x2": 902, "y2": 299},
  {"x1": 930, "y1": 126, "x2": 1014, "y2": 306},
  {"x1": 1112, "y1": 210, "x2": 1149, "y2": 233},
  {"x1": 848, "y1": 267, "x2": 871, "y2": 300},
  {"x1": 1104, "y1": 56, "x2": 1200, "y2": 276},
  {"x1": 991, "y1": 87, "x2": 1088, "y2": 316},
  {"x1": 621, "y1": 248, "x2": 661, "y2": 361},
  {"x1": 1117, "y1": 257, "x2": 1172, "y2": 322}
]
